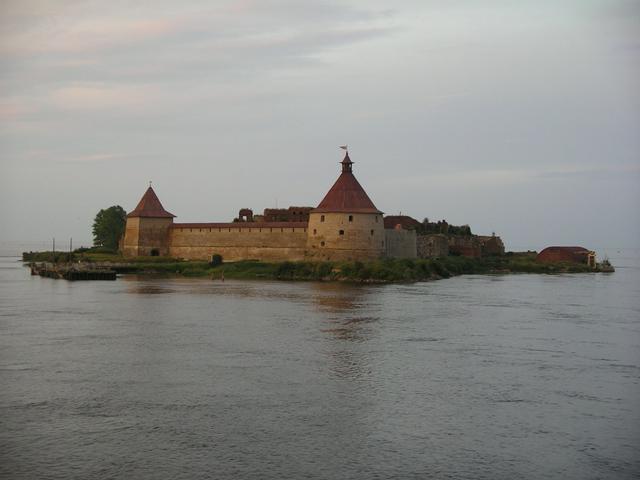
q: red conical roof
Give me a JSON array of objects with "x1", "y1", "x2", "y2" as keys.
[
  {"x1": 127, "y1": 186, "x2": 175, "y2": 218},
  {"x1": 313, "y1": 153, "x2": 382, "y2": 214}
]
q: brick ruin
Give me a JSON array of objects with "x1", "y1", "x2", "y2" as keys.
[{"x1": 383, "y1": 215, "x2": 505, "y2": 259}]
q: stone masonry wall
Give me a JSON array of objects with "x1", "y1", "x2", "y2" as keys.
[
  {"x1": 417, "y1": 234, "x2": 449, "y2": 258},
  {"x1": 448, "y1": 235, "x2": 482, "y2": 258},
  {"x1": 385, "y1": 228, "x2": 417, "y2": 259},
  {"x1": 306, "y1": 212, "x2": 385, "y2": 261},
  {"x1": 122, "y1": 217, "x2": 173, "y2": 257},
  {"x1": 169, "y1": 225, "x2": 308, "y2": 261}
]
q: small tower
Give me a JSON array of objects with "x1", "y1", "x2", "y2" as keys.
[
  {"x1": 306, "y1": 151, "x2": 384, "y2": 261},
  {"x1": 122, "y1": 186, "x2": 175, "y2": 257}
]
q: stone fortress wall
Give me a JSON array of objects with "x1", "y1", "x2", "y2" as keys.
[
  {"x1": 122, "y1": 152, "x2": 504, "y2": 263},
  {"x1": 385, "y1": 227, "x2": 417, "y2": 259},
  {"x1": 168, "y1": 223, "x2": 308, "y2": 262},
  {"x1": 417, "y1": 234, "x2": 449, "y2": 258}
]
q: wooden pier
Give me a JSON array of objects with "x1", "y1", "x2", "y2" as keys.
[{"x1": 30, "y1": 262, "x2": 117, "y2": 281}]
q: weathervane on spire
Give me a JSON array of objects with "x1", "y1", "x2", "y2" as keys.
[
  {"x1": 149, "y1": 180, "x2": 152, "y2": 187},
  {"x1": 339, "y1": 145, "x2": 353, "y2": 173}
]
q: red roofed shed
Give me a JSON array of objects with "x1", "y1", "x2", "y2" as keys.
[{"x1": 537, "y1": 246, "x2": 596, "y2": 267}]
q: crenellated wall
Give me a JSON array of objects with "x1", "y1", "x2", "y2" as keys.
[{"x1": 168, "y1": 223, "x2": 308, "y2": 262}]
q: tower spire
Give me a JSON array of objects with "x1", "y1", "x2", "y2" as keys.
[{"x1": 340, "y1": 151, "x2": 353, "y2": 173}]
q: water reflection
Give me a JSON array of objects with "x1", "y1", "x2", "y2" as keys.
[
  {"x1": 307, "y1": 282, "x2": 379, "y2": 380},
  {"x1": 121, "y1": 275, "x2": 179, "y2": 295},
  {"x1": 122, "y1": 276, "x2": 380, "y2": 378},
  {"x1": 321, "y1": 316, "x2": 379, "y2": 342},
  {"x1": 310, "y1": 282, "x2": 378, "y2": 340},
  {"x1": 121, "y1": 275, "x2": 308, "y2": 304},
  {"x1": 309, "y1": 282, "x2": 369, "y2": 313}
]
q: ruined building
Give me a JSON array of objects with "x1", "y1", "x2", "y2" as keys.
[{"x1": 381, "y1": 215, "x2": 504, "y2": 259}]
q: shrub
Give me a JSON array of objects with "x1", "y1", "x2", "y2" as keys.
[
  {"x1": 275, "y1": 261, "x2": 296, "y2": 279},
  {"x1": 431, "y1": 260, "x2": 450, "y2": 278},
  {"x1": 89, "y1": 246, "x2": 118, "y2": 254},
  {"x1": 22, "y1": 251, "x2": 76, "y2": 263},
  {"x1": 314, "y1": 262, "x2": 333, "y2": 278}
]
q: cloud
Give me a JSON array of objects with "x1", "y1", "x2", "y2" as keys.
[
  {"x1": 0, "y1": 1, "x2": 396, "y2": 104},
  {"x1": 1, "y1": 0, "x2": 638, "y2": 250},
  {"x1": 378, "y1": 163, "x2": 640, "y2": 191},
  {"x1": 0, "y1": 1, "x2": 393, "y2": 59},
  {"x1": 63, "y1": 153, "x2": 128, "y2": 163},
  {"x1": 0, "y1": 16, "x2": 181, "y2": 56},
  {"x1": 0, "y1": 100, "x2": 31, "y2": 120},
  {"x1": 535, "y1": 164, "x2": 640, "y2": 180},
  {"x1": 48, "y1": 84, "x2": 159, "y2": 110},
  {"x1": 378, "y1": 169, "x2": 530, "y2": 190}
]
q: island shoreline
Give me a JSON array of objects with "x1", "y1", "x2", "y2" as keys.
[{"x1": 22, "y1": 251, "x2": 612, "y2": 284}]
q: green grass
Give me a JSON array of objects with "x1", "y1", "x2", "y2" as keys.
[
  {"x1": 22, "y1": 251, "x2": 78, "y2": 262},
  {"x1": 23, "y1": 250, "x2": 601, "y2": 282}
]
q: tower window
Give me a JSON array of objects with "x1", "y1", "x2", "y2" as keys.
[
  {"x1": 375, "y1": 216, "x2": 379, "y2": 223},
  {"x1": 320, "y1": 241, "x2": 325, "y2": 247},
  {"x1": 339, "y1": 230, "x2": 344, "y2": 236},
  {"x1": 320, "y1": 215, "x2": 325, "y2": 222},
  {"x1": 313, "y1": 229, "x2": 317, "y2": 235},
  {"x1": 348, "y1": 215, "x2": 353, "y2": 222},
  {"x1": 370, "y1": 229, "x2": 374, "y2": 236}
]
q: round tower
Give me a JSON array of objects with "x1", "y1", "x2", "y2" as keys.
[{"x1": 306, "y1": 152, "x2": 384, "y2": 261}]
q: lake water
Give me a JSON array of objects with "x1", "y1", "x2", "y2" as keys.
[{"x1": 1, "y1": 250, "x2": 639, "y2": 479}]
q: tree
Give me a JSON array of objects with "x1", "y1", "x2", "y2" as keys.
[{"x1": 92, "y1": 205, "x2": 127, "y2": 251}]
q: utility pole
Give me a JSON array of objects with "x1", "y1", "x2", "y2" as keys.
[
  {"x1": 69, "y1": 238, "x2": 73, "y2": 254},
  {"x1": 52, "y1": 237, "x2": 55, "y2": 253}
]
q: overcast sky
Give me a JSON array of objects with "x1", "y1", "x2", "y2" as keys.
[{"x1": 1, "y1": 0, "x2": 638, "y2": 252}]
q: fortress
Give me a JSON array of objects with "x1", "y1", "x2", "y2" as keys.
[
  {"x1": 122, "y1": 152, "x2": 417, "y2": 262},
  {"x1": 122, "y1": 151, "x2": 502, "y2": 262}
]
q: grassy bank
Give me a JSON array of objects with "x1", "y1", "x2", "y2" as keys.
[{"x1": 23, "y1": 250, "x2": 602, "y2": 282}]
